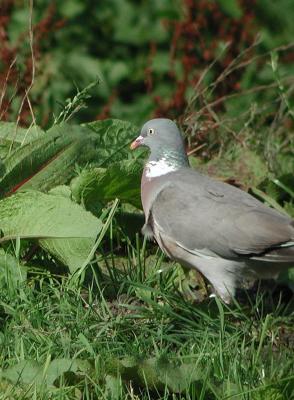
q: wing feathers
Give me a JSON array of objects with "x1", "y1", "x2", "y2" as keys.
[{"x1": 151, "y1": 172, "x2": 294, "y2": 263}]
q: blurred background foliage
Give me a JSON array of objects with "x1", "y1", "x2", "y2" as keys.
[{"x1": 0, "y1": 0, "x2": 293, "y2": 126}]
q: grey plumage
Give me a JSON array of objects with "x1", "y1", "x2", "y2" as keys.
[{"x1": 131, "y1": 118, "x2": 294, "y2": 302}]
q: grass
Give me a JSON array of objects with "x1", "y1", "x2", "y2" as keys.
[{"x1": 0, "y1": 232, "x2": 293, "y2": 399}]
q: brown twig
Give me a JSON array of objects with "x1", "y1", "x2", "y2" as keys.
[
  {"x1": 185, "y1": 41, "x2": 294, "y2": 124},
  {"x1": 186, "y1": 77, "x2": 294, "y2": 123},
  {"x1": 10, "y1": 0, "x2": 36, "y2": 153},
  {"x1": 18, "y1": 0, "x2": 35, "y2": 119},
  {"x1": 0, "y1": 56, "x2": 17, "y2": 115},
  {"x1": 187, "y1": 143, "x2": 207, "y2": 156}
]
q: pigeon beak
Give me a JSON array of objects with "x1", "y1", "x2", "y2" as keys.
[{"x1": 130, "y1": 135, "x2": 144, "y2": 150}]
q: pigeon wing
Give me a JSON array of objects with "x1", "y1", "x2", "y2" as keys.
[{"x1": 150, "y1": 173, "x2": 294, "y2": 262}]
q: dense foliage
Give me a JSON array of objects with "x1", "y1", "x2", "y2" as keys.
[
  {"x1": 0, "y1": 0, "x2": 293, "y2": 398},
  {"x1": 1, "y1": 0, "x2": 294, "y2": 126}
]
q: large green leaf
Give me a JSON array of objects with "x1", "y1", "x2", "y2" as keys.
[
  {"x1": 0, "y1": 360, "x2": 42, "y2": 386},
  {"x1": 0, "y1": 122, "x2": 44, "y2": 144},
  {"x1": 0, "y1": 122, "x2": 44, "y2": 158},
  {"x1": 106, "y1": 355, "x2": 203, "y2": 393},
  {"x1": 0, "y1": 119, "x2": 140, "y2": 197},
  {"x1": 71, "y1": 158, "x2": 142, "y2": 211},
  {"x1": 0, "y1": 358, "x2": 91, "y2": 388},
  {"x1": 83, "y1": 119, "x2": 141, "y2": 166},
  {"x1": 0, "y1": 123, "x2": 96, "y2": 197},
  {"x1": 1, "y1": 355, "x2": 203, "y2": 394},
  {"x1": 0, "y1": 191, "x2": 102, "y2": 272},
  {"x1": 18, "y1": 128, "x2": 97, "y2": 193},
  {"x1": 46, "y1": 358, "x2": 91, "y2": 387}
]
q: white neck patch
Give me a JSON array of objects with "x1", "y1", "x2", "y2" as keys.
[{"x1": 145, "y1": 158, "x2": 177, "y2": 178}]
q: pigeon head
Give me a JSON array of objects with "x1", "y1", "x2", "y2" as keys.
[{"x1": 130, "y1": 118, "x2": 188, "y2": 166}]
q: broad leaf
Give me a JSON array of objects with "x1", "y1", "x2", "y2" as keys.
[
  {"x1": 0, "y1": 358, "x2": 91, "y2": 388},
  {"x1": 0, "y1": 360, "x2": 42, "y2": 385},
  {"x1": 83, "y1": 119, "x2": 140, "y2": 166},
  {"x1": 0, "y1": 123, "x2": 96, "y2": 197},
  {"x1": 106, "y1": 355, "x2": 203, "y2": 393},
  {"x1": 0, "y1": 122, "x2": 44, "y2": 144},
  {"x1": 71, "y1": 158, "x2": 142, "y2": 211},
  {"x1": 0, "y1": 122, "x2": 44, "y2": 158},
  {"x1": 0, "y1": 119, "x2": 141, "y2": 197},
  {"x1": 0, "y1": 191, "x2": 102, "y2": 272},
  {"x1": 46, "y1": 358, "x2": 91, "y2": 386}
]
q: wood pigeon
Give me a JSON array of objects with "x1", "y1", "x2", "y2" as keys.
[{"x1": 130, "y1": 118, "x2": 294, "y2": 303}]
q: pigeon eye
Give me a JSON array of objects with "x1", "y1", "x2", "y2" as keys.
[{"x1": 148, "y1": 128, "x2": 155, "y2": 135}]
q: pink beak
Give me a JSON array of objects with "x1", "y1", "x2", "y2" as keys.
[{"x1": 130, "y1": 135, "x2": 144, "y2": 150}]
